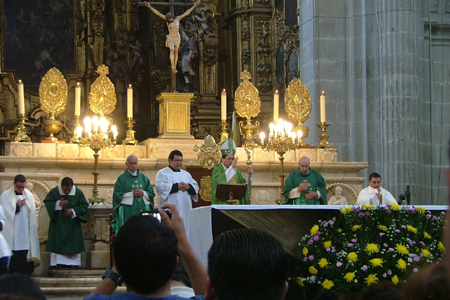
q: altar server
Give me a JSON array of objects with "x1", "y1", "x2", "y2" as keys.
[
  {"x1": 357, "y1": 172, "x2": 397, "y2": 206},
  {"x1": 211, "y1": 138, "x2": 253, "y2": 205},
  {"x1": 156, "y1": 150, "x2": 199, "y2": 230},
  {"x1": 44, "y1": 177, "x2": 89, "y2": 267}
]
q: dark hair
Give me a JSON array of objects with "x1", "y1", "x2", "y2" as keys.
[
  {"x1": 113, "y1": 215, "x2": 178, "y2": 294},
  {"x1": 208, "y1": 228, "x2": 288, "y2": 300},
  {"x1": 171, "y1": 259, "x2": 192, "y2": 288},
  {"x1": 166, "y1": 12, "x2": 173, "y2": 21},
  {"x1": 0, "y1": 274, "x2": 46, "y2": 300},
  {"x1": 169, "y1": 150, "x2": 183, "y2": 161},
  {"x1": 61, "y1": 177, "x2": 74, "y2": 187},
  {"x1": 356, "y1": 281, "x2": 404, "y2": 300},
  {"x1": 368, "y1": 172, "x2": 381, "y2": 181},
  {"x1": 13, "y1": 175, "x2": 26, "y2": 184},
  {"x1": 401, "y1": 262, "x2": 449, "y2": 300}
]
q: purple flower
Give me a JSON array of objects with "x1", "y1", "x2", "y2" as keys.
[
  {"x1": 432, "y1": 216, "x2": 438, "y2": 221},
  {"x1": 395, "y1": 230, "x2": 401, "y2": 234},
  {"x1": 420, "y1": 241, "x2": 425, "y2": 247},
  {"x1": 308, "y1": 239, "x2": 314, "y2": 245},
  {"x1": 382, "y1": 273, "x2": 387, "y2": 278},
  {"x1": 310, "y1": 275, "x2": 316, "y2": 282},
  {"x1": 358, "y1": 213, "x2": 365, "y2": 218},
  {"x1": 387, "y1": 270, "x2": 392, "y2": 275},
  {"x1": 348, "y1": 243, "x2": 354, "y2": 248},
  {"x1": 401, "y1": 225, "x2": 407, "y2": 229},
  {"x1": 324, "y1": 223, "x2": 328, "y2": 228},
  {"x1": 365, "y1": 211, "x2": 371, "y2": 216},
  {"x1": 329, "y1": 221, "x2": 335, "y2": 227},
  {"x1": 361, "y1": 265, "x2": 368, "y2": 272},
  {"x1": 336, "y1": 262, "x2": 343, "y2": 267},
  {"x1": 326, "y1": 248, "x2": 331, "y2": 253},
  {"x1": 426, "y1": 214, "x2": 432, "y2": 219},
  {"x1": 333, "y1": 217, "x2": 336, "y2": 221},
  {"x1": 313, "y1": 235, "x2": 319, "y2": 242},
  {"x1": 303, "y1": 257, "x2": 308, "y2": 262},
  {"x1": 408, "y1": 240, "x2": 416, "y2": 247},
  {"x1": 383, "y1": 243, "x2": 388, "y2": 248},
  {"x1": 380, "y1": 233, "x2": 386, "y2": 237},
  {"x1": 408, "y1": 258, "x2": 413, "y2": 263},
  {"x1": 388, "y1": 248, "x2": 395, "y2": 252},
  {"x1": 413, "y1": 268, "x2": 418, "y2": 273},
  {"x1": 413, "y1": 256, "x2": 420, "y2": 262},
  {"x1": 351, "y1": 239, "x2": 357, "y2": 243},
  {"x1": 385, "y1": 209, "x2": 392, "y2": 214},
  {"x1": 353, "y1": 207, "x2": 361, "y2": 212},
  {"x1": 308, "y1": 255, "x2": 314, "y2": 261}
]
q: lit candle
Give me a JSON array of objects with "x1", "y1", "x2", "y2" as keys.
[
  {"x1": 320, "y1": 91, "x2": 326, "y2": 123},
  {"x1": 75, "y1": 82, "x2": 81, "y2": 116},
  {"x1": 84, "y1": 117, "x2": 91, "y2": 134},
  {"x1": 291, "y1": 132, "x2": 297, "y2": 144},
  {"x1": 92, "y1": 116, "x2": 99, "y2": 132},
  {"x1": 100, "y1": 117, "x2": 108, "y2": 133},
  {"x1": 127, "y1": 85, "x2": 133, "y2": 119},
  {"x1": 18, "y1": 80, "x2": 25, "y2": 115},
  {"x1": 273, "y1": 90, "x2": 279, "y2": 123},
  {"x1": 259, "y1": 132, "x2": 265, "y2": 146},
  {"x1": 111, "y1": 125, "x2": 118, "y2": 140},
  {"x1": 76, "y1": 126, "x2": 82, "y2": 138},
  {"x1": 221, "y1": 89, "x2": 226, "y2": 121}
]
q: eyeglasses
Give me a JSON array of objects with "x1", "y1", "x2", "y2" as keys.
[{"x1": 15, "y1": 185, "x2": 26, "y2": 189}]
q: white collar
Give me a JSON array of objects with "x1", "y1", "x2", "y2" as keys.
[{"x1": 58, "y1": 185, "x2": 76, "y2": 196}]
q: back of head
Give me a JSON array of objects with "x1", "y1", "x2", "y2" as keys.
[
  {"x1": 0, "y1": 274, "x2": 46, "y2": 300},
  {"x1": 356, "y1": 281, "x2": 404, "y2": 300},
  {"x1": 113, "y1": 215, "x2": 178, "y2": 294},
  {"x1": 401, "y1": 262, "x2": 450, "y2": 300},
  {"x1": 208, "y1": 228, "x2": 288, "y2": 300}
]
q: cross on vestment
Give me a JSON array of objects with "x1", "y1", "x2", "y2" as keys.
[{"x1": 139, "y1": 1, "x2": 197, "y2": 92}]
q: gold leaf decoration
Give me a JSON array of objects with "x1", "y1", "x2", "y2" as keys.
[
  {"x1": 234, "y1": 70, "x2": 261, "y2": 121},
  {"x1": 89, "y1": 65, "x2": 117, "y2": 116},
  {"x1": 285, "y1": 77, "x2": 311, "y2": 125},
  {"x1": 39, "y1": 67, "x2": 68, "y2": 118}
]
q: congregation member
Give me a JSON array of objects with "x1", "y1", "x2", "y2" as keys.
[
  {"x1": 0, "y1": 273, "x2": 47, "y2": 300},
  {"x1": 357, "y1": 172, "x2": 396, "y2": 205},
  {"x1": 0, "y1": 175, "x2": 40, "y2": 275},
  {"x1": 284, "y1": 156, "x2": 327, "y2": 205},
  {"x1": 85, "y1": 204, "x2": 207, "y2": 300},
  {"x1": 211, "y1": 138, "x2": 253, "y2": 204},
  {"x1": 112, "y1": 154, "x2": 155, "y2": 233},
  {"x1": 156, "y1": 150, "x2": 199, "y2": 230},
  {"x1": 44, "y1": 177, "x2": 89, "y2": 267}
]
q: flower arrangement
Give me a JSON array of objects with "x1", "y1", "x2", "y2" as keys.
[{"x1": 294, "y1": 204, "x2": 445, "y2": 296}]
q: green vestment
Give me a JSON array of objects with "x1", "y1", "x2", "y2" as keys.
[
  {"x1": 283, "y1": 168, "x2": 327, "y2": 205},
  {"x1": 112, "y1": 169, "x2": 155, "y2": 233},
  {"x1": 44, "y1": 186, "x2": 89, "y2": 254},
  {"x1": 211, "y1": 164, "x2": 249, "y2": 205}
]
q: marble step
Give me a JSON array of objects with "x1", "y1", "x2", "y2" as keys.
[{"x1": 35, "y1": 277, "x2": 126, "y2": 296}]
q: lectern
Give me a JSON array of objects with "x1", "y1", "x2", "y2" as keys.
[{"x1": 215, "y1": 183, "x2": 247, "y2": 205}]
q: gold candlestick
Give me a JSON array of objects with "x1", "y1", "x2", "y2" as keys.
[
  {"x1": 317, "y1": 122, "x2": 332, "y2": 148},
  {"x1": 15, "y1": 115, "x2": 30, "y2": 142},
  {"x1": 122, "y1": 118, "x2": 138, "y2": 145},
  {"x1": 219, "y1": 120, "x2": 229, "y2": 144},
  {"x1": 70, "y1": 115, "x2": 81, "y2": 144}
]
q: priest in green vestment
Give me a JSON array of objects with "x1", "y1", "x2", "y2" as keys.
[
  {"x1": 112, "y1": 155, "x2": 155, "y2": 233},
  {"x1": 283, "y1": 156, "x2": 327, "y2": 205},
  {"x1": 211, "y1": 138, "x2": 253, "y2": 205},
  {"x1": 44, "y1": 177, "x2": 89, "y2": 267}
]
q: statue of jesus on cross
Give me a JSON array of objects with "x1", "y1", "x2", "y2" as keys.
[{"x1": 141, "y1": 1, "x2": 200, "y2": 74}]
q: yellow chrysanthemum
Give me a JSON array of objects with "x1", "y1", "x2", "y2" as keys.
[
  {"x1": 337, "y1": 228, "x2": 343, "y2": 233},
  {"x1": 390, "y1": 202, "x2": 400, "y2": 210},
  {"x1": 366, "y1": 274, "x2": 378, "y2": 285},
  {"x1": 370, "y1": 258, "x2": 383, "y2": 267},
  {"x1": 438, "y1": 241, "x2": 445, "y2": 252},
  {"x1": 407, "y1": 225, "x2": 417, "y2": 233},
  {"x1": 310, "y1": 225, "x2": 319, "y2": 236},
  {"x1": 395, "y1": 243, "x2": 409, "y2": 255},
  {"x1": 352, "y1": 225, "x2": 361, "y2": 232},
  {"x1": 340, "y1": 206, "x2": 352, "y2": 214},
  {"x1": 421, "y1": 248, "x2": 431, "y2": 258},
  {"x1": 303, "y1": 247, "x2": 308, "y2": 256},
  {"x1": 416, "y1": 206, "x2": 426, "y2": 213},
  {"x1": 377, "y1": 225, "x2": 388, "y2": 232},
  {"x1": 297, "y1": 278, "x2": 304, "y2": 287},
  {"x1": 309, "y1": 266, "x2": 318, "y2": 275},
  {"x1": 344, "y1": 272, "x2": 355, "y2": 283},
  {"x1": 322, "y1": 279, "x2": 334, "y2": 290},
  {"x1": 319, "y1": 258, "x2": 329, "y2": 268},
  {"x1": 347, "y1": 252, "x2": 358, "y2": 262},
  {"x1": 424, "y1": 232, "x2": 431, "y2": 239},
  {"x1": 363, "y1": 204, "x2": 374, "y2": 210},
  {"x1": 397, "y1": 258, "x2": 407, "y2": 270},
  {"x1": 365, "y1": 243, "x2": 380, "y2": 254},
  {"x1": 392, "y1": 275, "x2": 399, "y2": 285},
  {"x1": 323, "y1": 241, "x2": 332, "y2": 249}
]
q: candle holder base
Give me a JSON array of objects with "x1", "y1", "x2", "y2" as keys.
[
  {"x1": 317, "y1": 122, "x2": 332, "y2": 149},
  {"x1": 70, "y1": 115, "x2": 81, "y2": 144},
  {"x1": 15, "y1": 115, "x2": 30, "y2": 142},
  {"x1": 122, "y1": 118, "x2": 138, "y2": 145}
]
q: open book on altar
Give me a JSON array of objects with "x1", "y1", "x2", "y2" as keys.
[{"x1": 215, "y1": 183, "x2": 247, "y2": 204}]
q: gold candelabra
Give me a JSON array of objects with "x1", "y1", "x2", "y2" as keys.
[
  {"x1": 15, "y1": 114, "x2": 30, "y2": 142},
  {"x1": 260, "y1": 119, "x2": 297, "y2": 204},
  {"x1": 317, "y1": 122, "x2": 332, "y2": 148},
  {"x1": 122, "y1": 118, "x2": 138, "y2": 145},
  {"x1": 78, "y1": 116, "x2": 118, "y2": 204}
]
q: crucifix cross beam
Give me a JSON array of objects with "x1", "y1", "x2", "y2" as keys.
[{"x1": 139, "y1": 1, "x2": 196, "y2": 15}]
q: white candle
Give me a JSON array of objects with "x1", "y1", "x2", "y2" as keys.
[
  {"x1": 320, "y1": 91, "x2": 326, "y2": 123},
  {"x1": 18, "y1": 80, "x2": 25, "y2": 115},
  {"x1": 75, "y1": 82, "x2": 81, "y2": 116},
  {"x1": 84, "y1": 117, "x2": 91, "y2": 134},
  {"x1": 273, "y1": 90, "x2": 279, "y2": 123},
  {"x1": 111, "y1": 125, "x2": 118, "y2": 140},
  {"x1": 76, "y1": 126, "x2": 82, "y2": 138},
  {"x1": 221, "y1": 89, "x2": 226, "y2": 121},
  {"x1": 259, "y1": 132, "x2": 265, "y2": 146},
  {"x1": 92, "y1": 116, "x2": 99, "y2": 132},
  {"x1": 127, "y1": 85, "x2": 133, "y2": 119}
]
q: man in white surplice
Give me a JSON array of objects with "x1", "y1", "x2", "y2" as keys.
[
  {"x1": 156, "y1": 150, "x2": 199, "y2": 230},
  {"x1": 357, "y1": 172, "x2": 397, "y2": 206}
]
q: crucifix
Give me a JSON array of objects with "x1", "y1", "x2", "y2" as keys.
[{"x1": 139, "y1": 1, "x2": 200, "y2": 92}]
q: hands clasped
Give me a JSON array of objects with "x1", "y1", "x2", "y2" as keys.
[
  {"x1": 178, "y1": 182, "x2": 190, "y2": 192},
  {"x1": 133, "y1": 188, "x2": 144, "y2": 198}
]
